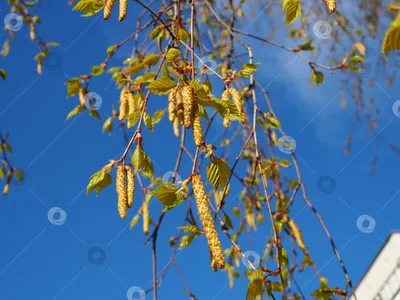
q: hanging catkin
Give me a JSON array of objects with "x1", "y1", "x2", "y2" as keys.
[
  {"x1": 116, "y1": 166, "x2": 127, "y2": 219},
  {"x1": 143, "y1": 202, "x2": 149, "y2": 235},
  {"x1": 119, "y1": 0, "x2": 128, "y2": 21},
  {"x1": 324, "y1": 0, "x2": 336, "y2": 13},
  {"x1": 173, "y1": 117, "x2": 180, "y2": 138},
  {"x1": 175, "y1": 86, "x2": 185, "y2": 125},
  {"x1": 288, "y1": 219, "x2": 308, "y2": 256},
  {"x1": 127, "y1": 92, "x2": 136, "y2": 118},
  {"x1": 119, "y1": 86, "x2": 129, "y2": 121},
  {"x1": 168, "y1": 88, "x2": 177, "y2": 122},
  {"x1": 104, "y1": 0, "x2": 117, "y2": 20},
  {"x1": 181, "y1": 84, "x2": 196, "y2": 128},
  {"x1": 192, "y1": 175, "x2": 225, "y2": 270},
  {"x1": 125, "y1": 166, "x2": 134, "y2": 208},
  {"x1": 192, "y1": 104, "x2": 204, "y2": 146},
  {"x1": 29, "y1": 23, "x2": 35, "y2": 41}
]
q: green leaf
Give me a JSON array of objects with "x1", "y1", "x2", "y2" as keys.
[
  {"x1": 92, "y1": 65, "x2": 104, "y2": 76},
  {"x1": 153, "y1": 110, "x2": 166, "y2": 124},
  {"x1": 89, "y1": 109, "x2": 101, "y2": 120},
  {"x1": 382, "y1": 14, "x2": 400, "y2": 59},
  {"x1": 177, "y1": 28, "x2": 190, "y2": 41},
  {"x1": 267, "y1": 117, "x2": 280, "y2": 129},
  {"x1": 310, "y1": 287, "x2": 335, "y2": 300},
  {"x1": 238, "y1": 63, "x2": 259, "y2": 78},
  {"x1": 143, "y1": 54, "x2": 160, "y2": 66},
  {"x1": 347, "y1": 64, "x2": 361, "y2": 73},
  {"x1": 66, "y1": 105, "x2": 84, "y2": 120},
  {"x1": 102, "y1": 117, "x2": 113, "y2": 134},
  {"x1": 107, "y1": 45, "x2": 118, "y2": 55},
  {"x1": 151, "y1": 182, "x2": 186, "y2": 211},
  {"x1": 135, "y1": 72, "x2": 156, "y2": 83},
  {"x1": 150, "y1": 26, "x2": 162, "y2": 40},
  {"x1": 127, "y1": 111, "x2": 141, "y2": 128},
  {"x1": 246, "y1": 278, "x2": 264, "y2": 300},
  {"x1": 1, "y1": 40, "x2": 10, "y2": 57},
  {"x1": 127, "y1": 63, "x2": 145, "y2": 75},
  {"x1": 86, "y1": 163, "x2": 114, "y2": 196},
  {"x1": 282, "y1": 0, "x2": 301, "y2": 25},
  {"x1": 72, "y1": 0, "x2": 105, "y2": 17},
  {"x1": 147, "y1": 77, "x2": 176, "y2": 95},
  {"x1": 107, "y1": 67, "x2": 120, "y2": 73},
  {"x1": 65, "y1": 78, "x2": 81, "y2": 97},
  {"x1": 0, "y1": 69, "x2": 7, "y2": 80},
  {"x1": 278, "y1": 246, "x2": 289, "y2": 268},
  {"x1": 130, "y1": 214, "x2": 140, "y2": 229},
  {"x1": 248, "y1": 270, "x2": 264, "y2": 281},
  {"x1": 213, "y1": 98, "x2": 243, "y2": 121},
  {"x1": 143, "y1": 112, "x2": 154, "y2": 132},
  {"x1": 299, "y1": 40, "x2": 314, "y2": 51},
  {"x1": 0, "y1": 167, "x2": 5, "y2": 180},
  {"x1": 123, "y1": 57, "x2": 139, "y2": 65},
  {"x1": 320, "y1": 277, "x2": 329, "y2": 288},
  {"x1": 224, "y1": 212, "x2": 233, "y2": 230},
  {"x1": 350, "y1": 56, "x2": 366, "y2": 64},
  {"x1": 279, "y1": 159, "x2": 291, "y2": 167},
  {"x1": 3, "y1": 143, "x2": 12, "y2": 154},
  {"x1": 166, "y1": 48, "x2": 181, "y2": 61},
  {"x1": 270, "y1": 281, "x2": 284, "y2": 292},
  {"x1": 179, "y1": 225, "x2": 200, "y2": 233},
  {"x1": 179, "y1": 233, "x2": 198, "y2": 250},
  {"x1": 206, "y1": 158, "x2": 231, "y2": 191},
  {"x1": 311, "y1": 70, "x2": 324, "y2": 85},
  {"x1": 131, "y1": 145, "x2": 154, "y2": 179}
]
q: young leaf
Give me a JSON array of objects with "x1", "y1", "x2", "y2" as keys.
[
  {"x1": 238, "y1": 63, "x2": 259, "y2": 78},
  {"x1": 65, "y1": 78, "x2": 81, "y2": 97},
  {"x1": 102, "y1": 117, "x2": 113, "y2": 134},
  {"x1": 179, "y1": 233, "x2": 198, "y2": 250},
  {"x1": 311, "y1": 70, "x2": 324, "y2": 85},
  {"x1": 153, "y1": 110, "x2": 166, "y2": 124},
  {"x1": 92, "y1": 65, "x2": 104, "y2": 76},
  {"x1": 382, "y1": 14, "x2": 400, "y2": 59},
  {"x1": 299, "y1": 40, "x2": 314, "y2": 51},
  {"x1": 72, "y1": 0, "x2": 105, "y2": 17},
  {"x1": 66, "y1": 105, "x2": 84, "y2": 120},
  {"x1": 166, "y1": 48, "x2": 181, "y2": 61},
  {"x1": 86, "y1": 163, "x2": 114, "y2": 196},
  {"x1": 151, "y1": 182, "x2": 186, "y2": 211},
  {"x1": 147, "y1": 77, "x2": 176, "y2": 95},
  {"x1": 246, "y1": 278, "x2": 264, "y2": 300},
  {"x1": 130, "y1": 214, "x2": 140, "y2": 229},
  {"x1": 0, "y1": 69, "x2": 7, "y2": 80},
  {"x1": 142, "y1": 54, "x2": 160, "y2": 66},
  {"x1": 179, "y1": 225, "x2": 200, "y2": 233},
  {"x1": 143, "y1": 112, "x2": 154, "y2": 132},
  {"x1": 206, "y1": 158, "x2": 231, "y2": 190},
  {"x1": 131, "y1": 145, "x2": 154, "y2": 179},
  {"x1": 282, "y1": 0, "x2": 302, "y2": 25}
]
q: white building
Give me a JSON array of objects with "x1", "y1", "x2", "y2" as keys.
[{"x1": 350, "y1": 232, "x2": 400, "y2": 300}]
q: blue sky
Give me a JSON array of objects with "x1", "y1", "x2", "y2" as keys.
[{"x1": 1, "y1": 1, "x2": 400, "y2": 299}]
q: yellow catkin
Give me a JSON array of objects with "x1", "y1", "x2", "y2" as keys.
[
  {"x1": 125, "y1": 166, "x2": 134, "y2": 208},
  {"x1": 3, "y1": 183, "x2": 9, "y2": 195},
  {"x1": 119, "y1": 0, "x2": 128, "y2": 21},
  {"x1": 288, "y1": 219, "x2": 308, "y2": 256},
  {"x1": 116, "y1": 166, "x2": 127, "y2": 219},
  {"x1": 324, "y1": 0, "x2": 336, "y2": 13},
  {"x1": 173, "y1": 117, "x2": 180, "y2": 138},
  {"x1": 168, "y1": 88, "x2": 177, "y2": 122},
  {"x1": 192, "y1": 175, "x2": 225, "y2": 270},
  {"x1": 181, "y1": 84, "x2": 196, "y2": 128},
  {"x1": 119, "y1": 86, "x2": 129, "y2": 121},
  {"x1": 104, "y1": 0, "x2": 117, "y2": 20},
  {"x1": 127, "y1": 92, "x2": 136, "y2": 118},
  {"x1": 192, "y1": 104, "x2": 204, "y2": 146},
  {"x1": 37, "y1": 62, "x2": 42, "y2": 75},
  {"x1": 175, "y1": 86, "x2": 185, "y2": 125},
  {"x1": 29, "y1": 23, "x2": 35, "y2": 41},
  {"x1": 143, "y1": 202, "x2": 149, "y2": 235},
  {"x1": 79, "y1": 88, "x2": 86, "y2": 106}
]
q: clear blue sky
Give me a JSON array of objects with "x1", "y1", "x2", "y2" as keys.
[{"x1": 1, "y1": 1, "x2": 400, "y2": 299}]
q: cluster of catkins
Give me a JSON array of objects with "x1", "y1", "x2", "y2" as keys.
[
  {"x1": 118, "y1": 86, "x2": 136, "y2": 121},
  {"x1": 116, "y1": 166, "x2": 135, "y2": 219},
  {"x1": 104, "y1": 0, "x2": 128, "y2": 21},
  {"x1": 168, "y1": 82, "x2": 204, "y2": 146}
]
